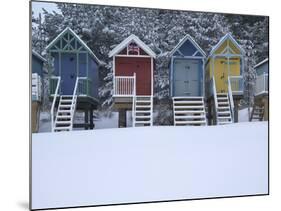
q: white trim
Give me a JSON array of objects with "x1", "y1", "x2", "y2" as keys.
[
  {"x1": 254, "y1": 91, "x2": 268, "y2": 96},
  {"x1": 212, "y1": 53, "x2": 243, "y2": 58},
  {"x1": 45, "y1": 27, "x2": 101, "y2": 65},
  {"x1": 151, "y1": 57, "x2": 153, "y2": 96},
  {"x1": 172, "y1": 55, "x2": 205, "y2": 59},
  {"x1": 176, "y1": 49, "x2": 185, "y2": 57},
  {"x1": 209, "y1": 33, "x2": 245, "y2": 56},
  {"x1": 192, "y1": 50, "x2": 199, "y2": 56},
  {"x1": 114, "y1": 55, "x2": 152, "y2": 58},
  {"x1": 113, "y1": 94, "x2": 135, "y2": 97},
  {"x1": 32, "y1": 50, "x2": 46, "y2": 62},
  {"x1": 170, "y1": 57, "x2": 174, "y2": 96},
  {"x1": 202, "y1": 58, "x2": 205, "y2": 97},
  {"x1": 170, "y1": 34, "x2": 206, "y2": 57},
  {"x1": 108, "y1": 34, "x2": 156, "y2": 58},
  {"x1": 113, "y1": 56, "x2": 115, "y2": 94},
  {"x1": 254, "y1": 58, "x2": 269, "y2": 69}
]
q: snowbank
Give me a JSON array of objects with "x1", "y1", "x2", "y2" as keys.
[
  {"x1": 32, "y1": 122, "x2": 268, "y2": 209},
  {"x1": 239, "y1": 108, "x2": 250, "y2": 122}
]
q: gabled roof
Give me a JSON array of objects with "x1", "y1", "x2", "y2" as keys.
[
  {"x1": 170, "y1": 34, "x2": 206, "y2": 57},
  {"x1": 32, "y1": 50, "x2": 46, "y2": 62},
  {"x1": 45, "y1": 27, "x2": 101, "y2": 65},
  {"x1": 254, "y1": 58, "x2": 269, "y2": 69},
  {"x1": 209, "y1": 33, "x2": 245, "y2": 56},
  {"x1": 108, "y1": 34, "x2": 156, "y2": 58}
]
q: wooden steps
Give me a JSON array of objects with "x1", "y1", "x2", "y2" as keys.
[
  {"x1": 132, "y1": 96, "x2": 153, "y2": 127},
  {"x1": 215, "y1": 93, "x2": 232, "y2": 125},
  {"x1": 173, "y1": 96, "x2": 207, "y2": 126},
  {"x1": 250, "y1": 105, "x2": 265, "y2": 121},
  {"x1": 53, "y1": 95, "x2": 77, "y2": 132}
]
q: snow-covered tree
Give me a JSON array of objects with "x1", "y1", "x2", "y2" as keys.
[{"x1": 32, "y1": 3, "x2": 269, "y2": 120}]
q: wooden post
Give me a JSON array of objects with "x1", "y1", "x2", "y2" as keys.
[
  {"x1": 32, "y1": 101, "x2": 40, "y2": 133},
  {"x1": 118, "y1": 109, "x2": 127, "y2": 128},
  {"x1": 263, "y1": 96, "x2": 269, "y2": 121},
  {"x1": 89, "y1": 107, "x2": 94, "y2": 129},
  {"x1": 212, "y1": 97, "x2": 217, "y2": 125},
  {"x1": 234, "y1": 99, "x2": 239, "y2": 123},
  {"x1": 207, "y1": 98, "x2": 212, "y2": 125},
  {"x1": 84, "y1": 109, "x2": 89, "y2": 130}
]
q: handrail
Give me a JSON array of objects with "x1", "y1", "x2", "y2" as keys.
[
  {"x1": 77, "y1": 77, "x2": 92, "y2": 96},
  {"x1": 132, "y1": 73, "x2": 136, "y2": 127},
  {"x1": 51, "y1": 76, "x2": 61, "y2": 132},
  {"x1": 114, "y1": 75, "x2": 135, "y2": 96},
  {"x1": 228, "y1": 76, "x2": 235, "y2": 121},
  {"x1": 150, "y1": 95, "x2": 153, "y2": 126},
  {"x1": 69, "y1": 77, "x2": 82, "y2": 129},
  {"x1": 211, "y1": 76, "x2": 218, "y2": 124},
  {"x1": 229, "y1": 75, "x2": 243, "y2": 95},
  {"x1": 32, "y1": 73, "x2": 42, "y2": 101},
  {"x1": 255, "y1": 73, "x2": 268, "y2": 96},
  {"x1": 115, "y1": 76, "x2": 135, "y2": 79}
]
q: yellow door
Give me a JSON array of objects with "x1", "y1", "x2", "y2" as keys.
[
  {"x1": 215, "y1": 58, "x2": 228, "y2": 93},
  {"x1": 214, "y1": 57, "x2": 240, "y2": 93}
]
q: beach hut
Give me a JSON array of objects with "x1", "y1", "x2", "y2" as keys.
[
  {"x1": 32, "y1": 50, "x2": 46, "y2": 132},
  {"x1": 46, "y1": 27, "x2": 101, "y2": 132},
  {"x1": 109, "y1": 34, "x2": 156, "y2": 127},
  {"x1": 250, "y1": 58, "x2": 268, "y2": 121},
  {"x1": 205, "y1": 33, "x2": 245, "y2": 125},
  {"x1": 169, "y1": 35, "x2": 207, "y2": 126}
]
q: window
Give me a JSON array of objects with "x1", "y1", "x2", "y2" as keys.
[{"x1": 128, "y1": 42, "x2": 140, "y2": 55}]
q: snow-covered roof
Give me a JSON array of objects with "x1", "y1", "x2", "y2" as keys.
[
  {"x1": 45, "y1": 27, "x2": 101, "y2": 65},
  {"x1": 209, "y1": 33, "x2": 245, "y2": 56},
  {"x1": 108, "y1": 34, "x2": 156, "y2": 58},
  {"x1": 170, "y1": 34, "x2": 206, "y2": 57},
  {"x1": 32, "y1": 50, "x2": 46, "y2": 62},
  {"x1": 254, "y1": 58, "x2": 269, "y2": 69}
]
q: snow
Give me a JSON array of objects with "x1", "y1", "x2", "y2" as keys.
[
  {"x1": 38, "y1": 112, "x2": 51, "y2": 133},
  {"x1": 239, "y1": 108, "x2": 250, "y2": 122},
  {"x1": 32, "y1": 2, "x2": 61, "y2": 19},
  {"x1": 95, "y1": 112, "x2": 119, "y2": 129},
  {"x1": 38, "y1": 112, "x2": 120, "y2": 132},
  {"x1": 32, "y1": 122, "x2": 268, "y2": 209}
]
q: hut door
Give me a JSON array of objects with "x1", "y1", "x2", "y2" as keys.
[
  {"x1": 187, "y1": 60, "x2": 199, "y2": 96},
  {"x1": 61, "y1": 54, "x2": 77, "y2": 95},
  {"x1": 174, "y1": 60, "x2": 199, "y2": 96},
  {"x1": 214, "y1": 58, "x2": 228, "y2": 93}
]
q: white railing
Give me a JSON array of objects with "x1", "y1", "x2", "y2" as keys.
[
  {"x1": 132, "y1": 73, "x2": 136, "y2": 127},
  {"x1": 229, "y1": 76, "x2": 244, "y2": 95},
  {"x1": 32, "y1": 73, "x2": 42, "y2": 101},
  {"x1": 228, "y1": 77, "x2": 235, "y2": 121},
  {"x1": 255, "y1": 73, "x2": 268, "y2": 96},
  {"x1": 114, "y1": 74, "x2": 136, "y2": 96},
  {"x1": 69, "y1": 77, "x2": 81, "y2": 130},
  {"x1": 51, "y1": 76, "x2": 61, "y2": 132},
  {"x1": 211, "y1": 76, "x2": 218, "y2": 124},
  {"x1": 150, "y1": 95, "x2": 153, "y2": 126}
]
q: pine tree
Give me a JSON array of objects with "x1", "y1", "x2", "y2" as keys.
[{"x1": 33, "y1": 3, "x2": 269, "y2": 121}]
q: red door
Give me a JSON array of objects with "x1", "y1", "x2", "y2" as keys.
[{"x1": 116, "y1": 57, "x2": 152, "y2": 95}]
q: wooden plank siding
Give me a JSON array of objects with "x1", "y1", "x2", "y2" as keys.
[
  {"x1": 170, "y1": 35, "x2": 205, "y2": 97},
  {"x1": 205, "y1": 35, "x2": 243, "y2": 94},
  {"x1": 115, "y1": 57, "x2": 152, "y2": 95}
]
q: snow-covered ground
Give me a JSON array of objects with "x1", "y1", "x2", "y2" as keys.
[
  {"x1": 32, "y1": 122, "x2": 268, "y2": 209},
  {"x1": 38, "y1": 108, "x2": 252, "y2": 133},
  {"x1": 38, "y1": 111, "x2": 121, "y2": 132},
  {"x1": 239, "y1": 108, "x2": 250, "y2": 122}
]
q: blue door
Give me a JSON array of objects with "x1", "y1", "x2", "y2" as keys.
[
  {"x1": 61, "y1": 53, "x2": 77, "y2": 95},
  {"x1": 173, "y1": 59, "x2": 199, "y2": 96}
]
